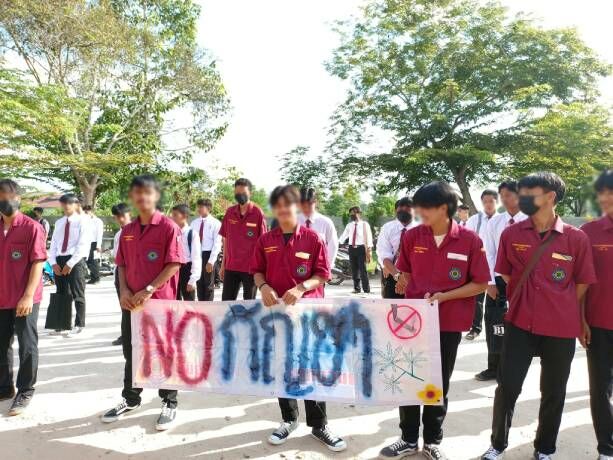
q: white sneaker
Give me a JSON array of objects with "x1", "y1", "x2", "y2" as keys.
[
  {"x1": 481, "y1": 446, "x2": 504, "y2": 460},
  {"x1": 268, "y1": 420, "x2": 298, "y2": 445},
  {"x1": 533, "y1": 451, "x2": 552, "y2": 460}
]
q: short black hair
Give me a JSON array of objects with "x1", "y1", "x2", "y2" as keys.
[
  {"x1": 171, "y1": 203, "x2": 190, "y2": 216},
  {"x1": 349, "y1": 206, "x2": 362, "y2": 214},
  {"x1": 395, "y1": 197, "x2": 413, "y2": 209},
  {"x1": 59, "y1": 193, "x2": 80, "y2": 204},
  {"x1": 595, "y1": 169, "x2": 613, "y2": 192},
  {"x1": 269, "y1": 185, "x2": 300, "y2": 207},
  {"x1": 196, "y1": 198, "x2": 213, "y2": 209},
  {"x1": 300, "y1": 187, "x2": 317, "y2": 203},
  {"x1": 481, "y1": 189, "x2": 498, "y2": 200},
  {"x1": 33, "y1": 207, "x2": 44, "y2": 214},
  {"x1": 82, "y1": 205, "x2": 93, "y2": 211},
  {"x1": 234, "y1": 177, "x2": 252, "y2": 190},
  {"x1": 111, "y1": 203, "x2": 130, "y2": 216},
  {"x1": 130, "y1": 174, "x2": 160, "y2": 191},
  {"x1": 413, "y1": 181, "x2": 458, "y2": 218},
  {"x1": 498, "y1": 180, "x2": 518, "y2": 194},
  {"x1": 518, "y1": 172, "x2": 566, "y2": 203},
  {"x1": 0, "y1": 178, "x2": 20, "y2": 195},
  {"x1": 458, "y1": 204, "x2": 470, "y2": 211}
]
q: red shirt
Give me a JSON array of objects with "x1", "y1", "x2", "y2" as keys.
[
  {"x1": 496, "y1": 216, "x2": 597, "y2": 338},
  {"x1": 249, "y1": 225, "x2": 330, "y2": 298},
  {"x1": 220, "y1": 203, "x2": 267, "y2": 272},
  {"x1": 0, "y1": 212, "x2": 47, "y2": 309},
  {"x1": 581, "y1": 216, "x2": 613, "y2": 330},
  {"x1": 115, "y1": 211, "x2": 185, "y2": 300},
  {"x1": 395, "y1": 220, "x2": 490, "y2": 332}
]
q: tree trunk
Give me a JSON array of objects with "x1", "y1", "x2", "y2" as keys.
[
  {"x1": 452, "y1": 168, "x2": 477, "y2": 214},
  {"x1": 72, "y1": 171, "x2": 98, "y2": 207}
]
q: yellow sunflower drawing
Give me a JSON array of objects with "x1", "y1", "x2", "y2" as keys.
[{"x1": 417, "y1": 383, "x2": 443, "y2": 404}]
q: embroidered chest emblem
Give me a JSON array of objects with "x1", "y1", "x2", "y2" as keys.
[
  {"x1": 11, "y1": 250, "x2": 22, "y2": 260},
  {"x1": 552, "y1": 267, "x2": 566, "y2": 282},
  {"x1": 296, "y1": 263, "x2": 308, "y2": 277},
  {"x1": 246, "y1": 229, "x2": 255, "y2": 237},
  {"x1": 147, "y1": 250, "x2": 159, "y2": 261},
  {"x1": 448, "y1": 267, "x2": 462, "y2": 281}
]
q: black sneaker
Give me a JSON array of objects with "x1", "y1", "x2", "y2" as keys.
[
  {"x1": 465, "y1": 329, "x2": 480, "y2": 340},
  {"x1": 311, "y1": 426, "x2": 347, "y2": 452},
  {"x1": 268, "y1": 420, "x2": 298, "y2": 445},
  {"x1": 379, "y1": 439, "x2": 418, "y2": 458},
  {"x1": 0, "y1": 387, "x2": 15, "y2": 401},
  {"x1": 155, "y1": 402, "x2": 177, "y2": 431},
  {"x1": 101, "y1": 398, "x2": 141, "y2": 423},
  {"x1": 481, "y1": 446, "x2": 504, "y2": 460},
  {"x1": 423, "y1": 444, "x2": 447, "y2": 460},
  {"x1": 8, "y1": 392, "x2": 32, "y2": 416},
  {"x1": 111, "y1": 336, "x2": 123, "y2": 346},
  {"x1": 475, "y1": 369, "x2": 497, "y2": 381},
  {"x1": 352, "y1": 289, "x2": 361, "y2": 294}
]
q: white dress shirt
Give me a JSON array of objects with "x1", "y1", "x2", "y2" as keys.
[
  {"x1": 179, "y1": 224, "x2": 202, "y2": 287},
  {"x1": 112, "y1": 229, "x2": 122, "y2": 260},
  {"x1": 189, "y1": 215, "x2": 222, "y2": 265},
  {"x1": 340, "y1": 219, "x2": 373, "y2": 248},
  {"x1": 376, "y1": 219, "x2": 419, "y2": 267},
  {"x1": 48, "y1": 213, "x2": 91, "y2": 268},
  {"x1": 87, "y1": 215, "x2": 104, "y2": 248},
  {"x1": 484, "y1": 210, "x2": 528, "y2": 283},
  {"x1": 466, "y1": 211, "x2": 499, "y2": 243},
  {"x1": 298, "y1": 211, "x2": 339, "y2": 264}
]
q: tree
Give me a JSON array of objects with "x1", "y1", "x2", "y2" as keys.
[
  {"x1": 0, "y1": 0, "x2": 229, "y2": 205},
  {"x1": 505, "y1": 103, "x2": 613, "y2": 216},
  {"x1": 279, "y1": 145, "x2": 331, "y2": 191},
  {"x1": 326, "y1": 0, "x2": 610, "y2": 212},
  {"x1": 364, "y1": 190, "x2": 397, "y2": 228}
]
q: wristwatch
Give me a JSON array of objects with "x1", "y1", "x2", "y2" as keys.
[
  {"x1": 145, "y1": 285, "x2": 156, "y2": 294},
  {"x1": 393, "y1": 272, "x2": 401, "y2": 282}
]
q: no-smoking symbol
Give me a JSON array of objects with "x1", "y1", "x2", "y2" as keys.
[{"x1": 387, "y1": 304, "x2": 422, "y2": 340}]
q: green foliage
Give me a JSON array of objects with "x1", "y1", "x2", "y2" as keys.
[
  {"x1": 364, "y1": 191, "x2": 397, "y2": 228},
  {"x1": 326, "y1": 0, "x2": 611, "y2": 211},
  {"x1": 279, "y1": 146, "x2": 331, "y2": 192}
]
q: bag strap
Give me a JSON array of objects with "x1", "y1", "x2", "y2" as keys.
[
  {"x1": 476, "y1": 212, "x2": 483, "y2": 234},
  {"x1": 509, "y1": 232, "x2": 559, "y2": 306},
  {"x1": 187, "y1": 229, "x2": 193, "y2": 253}
]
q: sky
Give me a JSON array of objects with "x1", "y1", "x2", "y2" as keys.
[{"x1": 192, "y1": 0, "x2": 613, "y2": 195}]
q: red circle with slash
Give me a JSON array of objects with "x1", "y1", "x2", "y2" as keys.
[{"x1": 387, "y1": 304, "x2": 423, "y2": 339}]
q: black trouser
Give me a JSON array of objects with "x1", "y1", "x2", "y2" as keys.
[
  {"x1": 491, "y1": 323, "x2": 575, "y2": 455},
  {"x1": 221, "y1": 270, "x2": 256, "y2": 301},
  {"x1": 86, "y1": 242, "x2": 100, "y2": 283},
  {"x1": 176, "y1": 262, "x2": 196, "y2": 301},
  {"x1": 484, "y1": 277, "x2": 508, "y2": 372},
  {"x1": 381, "y1": 273, "x2": 403, "y2": 299},
  {"x1": 121, "y1": 309, "x2": 177, "y2": 408},
  {"x1": 0, "y1": 304, "x2": 39, "y2": 397},
  {"x1": 399, "y1": 331, "x2": 461, "y2": 444},
  {"x1": 197, "y1": 250, "x2": 215, "y2": 301},
  {"x1": 278, "y1": 398, "x2": 326, "y2": 429},
  {"x1": 348, "y1": 245, "x2": 369, "y2": 293},
  {"x1": 471, "y1": 292, "x2": 485, "y2": 333},
  {"x1": 587, "y1": 326, "x2": 613, "y2": 456},
  {"x1": 55, "y1": 256, "x2": 87, "y2": 327}
]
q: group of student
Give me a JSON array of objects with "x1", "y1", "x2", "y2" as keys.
[{"x1": 0, "y1": 168, "x2": 610, "y2": 460}]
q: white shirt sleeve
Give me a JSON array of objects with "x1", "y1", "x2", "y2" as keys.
[
  {"x1": 189, "y1": 230, "x2": 202, "y2": 287},
  {"x1": 208, "y1": 218, "x2": 222, "y2": 265},
  {"x1": 339, "y1": 223, "x2": 351, "y2": 245},
  {"x1": 365, "y1": 221, "x2": 373, "y2": 248},
  {"x1": 465, "y1": 213, "x2": 479, "y2": 232},
  {"x1": 323, "y1": 217, "x2": 339, "y2": 265},
  {"x1": 68, "y1": 218, "x2": 91, "y2": 268},
  {"x1": 95, "y1": 218, "x2": 104, "y2": 249},
  {"x1": 48, "y1": 219, "x2": 61, "y2": 266},
  {"x1": 484, "y1": 218, "x2": 498, "y2": 285},
  {"x1": 376, "y1": 223, "x2": 394, "y2": 264}
]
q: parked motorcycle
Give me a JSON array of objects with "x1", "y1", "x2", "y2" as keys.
[{"x1": 328, "y1": 246, "x2": 352, "y2": 286}]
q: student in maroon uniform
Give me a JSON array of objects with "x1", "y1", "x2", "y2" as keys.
[
  {"x1": 379, "y1": 181, "x2": 490, "y2": 460},
  {"x1": 101, "y1": 175, "x2": 184, "y2": 431},
  {"x1": 580, "y1": 169, "x2": 613, "y2": 460},
  {"x1": 0, "y1": 179, "x2": 47, "y2": 416},
  {"x1": 250, "y1": 185, "x2": 346, "y2": 452},
  {"x1": 220, "y1": 178, "x2": 267, "y2": 300},
  {"x1": 481, "y1": 172, "x2": 597, "y2": 460}
]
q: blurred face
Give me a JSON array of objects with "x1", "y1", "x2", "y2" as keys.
[
  {"x1": 61, "y1": 202, "x2": 77, "y2": 216},
  {"x1": 234, "y1": 185, "x2": 251, "y2": 205},
  {"x1": 171, "y1": 210, "x2": 187, "y2": 227},
  {"x1": 396, "y1": 205, "x2": 413, "y2": 224},
  {"x1": 129, "y1": 186, "x2": 160, "y2": 213},
  {"x1": 113, "y1": 212, "x2": 131, "y2": 227},
  {"x1": 300, "y1": 200, "x2": 316, "y2": 216},
  {"x1": 350, "y1": 210, "x2": 360, "y2": 221},
  {"x1": 499, "y1": 188, "x2": 519, "y2": 212},
  {"x1": 597, "y1": 188, "x2": 613, "y2": 217},
  {"x1": 482, "y1": 194, "x2": 498, "y2": 215},
  {"x1": 0, "y1": 190, "x2": 20, "y2": 217},
  {"x1": 273, "y1": 197, "x2": 297, "y2": 226},
  {"x1": 197, "y1": 205, "x2": 210, "y2": 217},
  {"x1": 457, "y1": 208, "x2": 469, "y2": 222},
  {"x1": 518, "y1": 187, "x2": 556, "y2": 216},
  {"x1": 416, "y1": 205, "x2": 448, "y2": 227}
]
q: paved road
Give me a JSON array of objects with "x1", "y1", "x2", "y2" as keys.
[{"x1": 0, "y1": 277, "x2": 597, "y2": 459}]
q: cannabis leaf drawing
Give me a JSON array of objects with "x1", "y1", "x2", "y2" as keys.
[{"x1": 374, "y1": 342, "x2": 427, "y2": 394}]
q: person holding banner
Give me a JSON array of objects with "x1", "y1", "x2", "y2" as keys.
[
  {"x1": 171, "y1": 204, "x2": 202, "y2": 301},
  {"x1": 376, "y1": 197, "x2": 417, "y2": 299},
  {"x1": 0, "y1": 179, "x2": 46, "y2": 416},
  {"x1": 381, "y1": 181, "x2": 490, "y2": 460},
  {"x1": 481, "y1": 172, "x2": 596, "y2": 460},
  {"x1": 580, "y1": 169, "x2": 613, "y2": 460},
  {"x1": 101, "y1": 175, "x2": 185, "y2": 431},
  {"x1": 250, "y1": 185, "x2": 347, "y2": 452}
]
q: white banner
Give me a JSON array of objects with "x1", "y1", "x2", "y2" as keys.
[{"x1": 131, "y1": 298, "x2": 443, "y2": 406}]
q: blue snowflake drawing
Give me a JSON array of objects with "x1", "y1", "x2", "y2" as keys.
[{"x1": 374, "y1": 342, "x2": 427, "y2": 394}]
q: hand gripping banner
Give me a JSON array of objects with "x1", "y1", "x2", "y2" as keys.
[{"x1": 131, "y1": 298, "x2": 443, "y2": 406}]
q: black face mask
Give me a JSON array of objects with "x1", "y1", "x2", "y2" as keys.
[
  {"x1": 396, "y1": 211, "x2": 412, "y2": 224},
  {"x1": 349, "y1": 214, "x2": 358, "y2": 221},
  {"x1": 519, "y1": 195, "x2": 540, "y2": 216},
  {"x1": 0, "y1": 200, "x2": 19, "y2": 216},
  {"x1": 234, "y1": 193, "x2": 249, "y2": 205}
]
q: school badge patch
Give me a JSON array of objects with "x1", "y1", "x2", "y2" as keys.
[
  {"x1": 147, "y1": 250, "x2": 159, "y2": 261},
  {"x1": 448, "y1": 267, "x2": 462, "y2": 281},
  {"x1": 246, "y1": 230, "x2": 255, "y2": 238},
  {"x1": 11, "y1": 250, "x2": 22, "y2": 260},
  {"x1": 552, "y1": 267, "x2": 566, "y2": 282},
  {"x1": 296, "y1": 264, "x2": 308, "y2": 277}
]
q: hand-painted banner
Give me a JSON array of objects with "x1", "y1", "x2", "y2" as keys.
[{"x1": 131, "y1": 298, "x2": 443, "y2": 406}]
